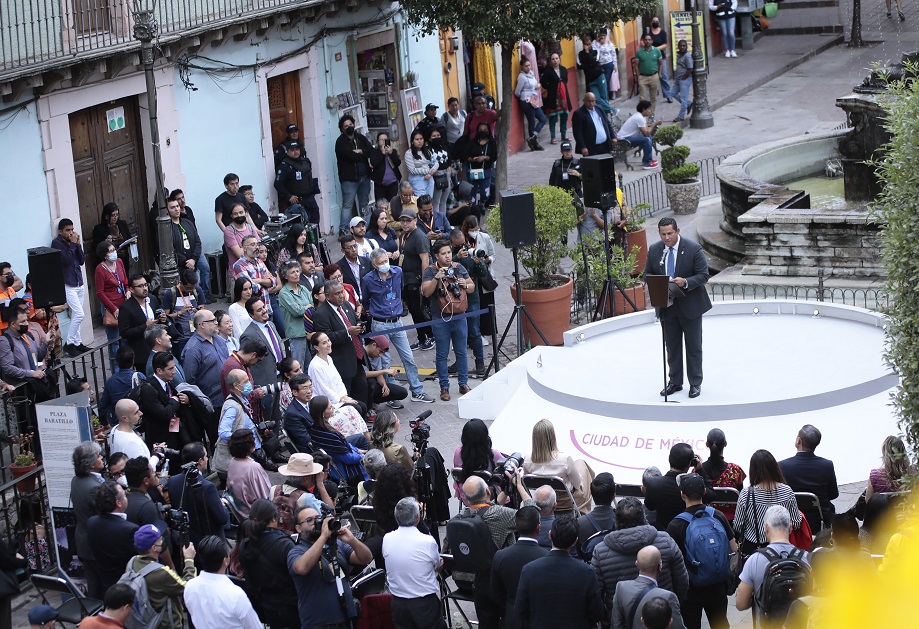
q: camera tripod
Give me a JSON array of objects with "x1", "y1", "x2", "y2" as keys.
[
  {"x1": 493, "y1": 246, "x2": 548, "y2": 360},
  {"x1": 592, "y1": 200, "x2": 637, "y2": 321}
]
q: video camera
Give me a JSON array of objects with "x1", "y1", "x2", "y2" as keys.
[{"x1": 409, "y1": 410, "x2": 433, "y2": 455}]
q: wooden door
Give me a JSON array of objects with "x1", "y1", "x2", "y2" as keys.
[
  {"x1": 69, "y1": 97, "x2": 150, "y2": 324},
  {"x1": 268, "y1": 71, "x2": 304, "y2": 151}
]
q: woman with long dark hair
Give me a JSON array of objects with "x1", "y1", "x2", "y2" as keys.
[
  {"x1": 228, "y1": 277, "x2": 253, "y2": 340},
  {"x1": 404, "y1": 130, "x2": 436, "y2": 198},
  {"x1": 540, "y1": 52, "x2": 573, "y2": 144},
  {"x1": 369, "y1": 131, "x2": 403, "y2": 201},
  {"x1": 306, "y1": 395, "x2": 367, "y2": 482},
  {"x1": 702, "y1": 428, "x2": 746, "y2": 521},
  {"x1": 236, "y1": 499, "x2": 299, "y2": 628},
  {"x1": 276, "y1": 223, "x2": 320, "y2": 266},
  {"x1": 733, "y1": 449, "x2": 801, "y2": 554},
  {"x1": 452, "y1": 418, "x2": 503, "y2": 506},
  {"x1": 92, "y1": 202, "x2": 133, "y2": 273},
  {"x1": 367, "y1": 204, "x2": 400, "y2": 263},
  {"x1": 372, "y1": 462, "x2": 422, "y2": 534}
]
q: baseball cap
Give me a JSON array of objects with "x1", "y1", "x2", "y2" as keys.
[
  {"x1": 366, "y1": 335, "x2": 390, "y2": 350},
  {"x1": 560, "y1": 140, "x2": 573, "y2": 151},
  {"x1": 134, "y1": 522, "x2": 164, "y2": 552},
  {"x1": 28, "y1": 605, "x2": 60, "y2": 625},
  {"x1": 399, "y1": 209, "x2": 417, "y2": 220},
  {"x1": 425, "y1": 103, "x2": 439, "y2": 111},
  {"x1": 286, "y1": 140, "x2": 301, "y2": 150},
  {"x1": 678, "y1": 473, "x2": 706, "y2": 499},
  {"x1": 286, "y1": 123, "x2": 299, "y2": 133},
  {"x1": 349, "y1": 216, "x2": 366, "y2": 228}
]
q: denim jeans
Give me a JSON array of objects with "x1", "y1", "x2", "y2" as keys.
[
  {"x1": 659, "y1": 60, "x2": 672, "y2": 100},
  {"x1": 340, "y1": 177, "x2": 371, "y2": 232},
  {"x1": 408, "y1": 174, "x2": 434, "y2": 198},
  {"x1": 587, "y1": 76, "x2": 612, "y2": 113},
  {"x1": 370, "y1": 318, "x2": 425, "y2": 396},
  {"x1": 432, "y1": 176, "x2": 451, "y2": 214},
  {"x1": 520, "y1": 100, "x2": 547, "y2": 138},
  {"x1": 674, "y1": 77, "x2": 693, "y2": 119},
  {"x1": 432, "y1": 316, "x2": 468, "y2": 389},
  {"x1": 196, "y1": 252, "x2": 210, "y2": 300},
  {"x1": 468, "y1": 169, "x2": 493, "y2": 206},
  {"x1": 467, "y1": 307, "x2": 484, "y2": 365},
  {"x1": 623, "y1": 133, "x2": 654, "y2": 166},
  {"x1": 719, "y1": 17, "x2": 737, "y2": 52},
  {"x1": 104, "y1": 323, "x2": 123, "y2": 372}
]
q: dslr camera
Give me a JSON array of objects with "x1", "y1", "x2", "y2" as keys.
[{"x1": 316, "y1": 502, "x2": 342, "y2": 534}]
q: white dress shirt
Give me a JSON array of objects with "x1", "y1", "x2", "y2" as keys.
[
  {"x1": 382, "y1": 525, "x2": 441, "y2": 598},
  {"x1": 588, "y1": 107, "x2": 608, "y2": 145},
  {"x1": 183, "y1": 571, "x2": 262, "y2": 629},
  {"x1": 307, "y1": 355, "x2": 348, "y2": 405}
]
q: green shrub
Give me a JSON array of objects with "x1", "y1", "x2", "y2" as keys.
[
  {"x1": 654, "y1": 124, "x2": 684, "y2": 147},
  {"x1": 656, "y1": 124, "x2": 697, "y2": 184},
  {"x1": 662, "y1": 163, "x2": 700, "y2": 184},
  {"x1": 661, "y1": 145, "x2": 691, "y2": 171}
]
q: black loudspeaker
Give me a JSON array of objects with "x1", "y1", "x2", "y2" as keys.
[
  {"x1": 28, "y1": 247, "x2": 66, "y2": 309},
  {"x1": 581, "y1": 155, "x2": 617, "y2": 208},
  {"x1": 499, "y1": 190, "x2": 537, "y2": 247}
]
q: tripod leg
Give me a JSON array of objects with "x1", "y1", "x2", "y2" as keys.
[{"x1": 519, "y1": 305, "x2": 550, "y2": 346}]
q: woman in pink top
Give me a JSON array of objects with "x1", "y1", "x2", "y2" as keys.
[
  {"x1": 226, "y1": 428, "x2": 270, "y2": 517},
  {"x1": 453, "y1": 418, "x2": 503, "y2": 506}
]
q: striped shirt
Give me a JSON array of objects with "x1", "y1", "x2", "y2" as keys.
[{"x1": 733, "y1": 483, "x2": 801, "y2": 545}]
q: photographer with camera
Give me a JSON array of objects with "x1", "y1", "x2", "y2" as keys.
[
  {"x1": 166, "y1": 442, "x2": 229, "y2": 544},
  {"x1": 421, "y1": 239, "x2": 476, "y2": 401},
  {"x1": 123, "y1": 456, "x2": 176, "y2": 570},
  {"x1": 288, "y1": 505, "x2": 373, "y2": 628},
  {"x1": 450, "y1": 228, "x2": 488, "y2": 378},
  {"x1": 125, "y1": 523, "x2": 197, "y2": 629}
]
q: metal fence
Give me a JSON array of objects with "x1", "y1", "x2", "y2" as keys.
[
  {"x1": 622, "y1": 154, "x2": 726, "y2": 216},
  {"x1": 0, "y1": 0, "x2": 319, "y2": 75},
  {"x1": 707, "y1": 282, "x2": 890, "y2": 310}
]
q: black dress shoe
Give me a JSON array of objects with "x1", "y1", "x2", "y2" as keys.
[
  {"x1": 660, "y1": 382, "x2": 683, "y2": 396},
  {"x1": 689, "y1": 385, "x2": 701, "y2": 398}
]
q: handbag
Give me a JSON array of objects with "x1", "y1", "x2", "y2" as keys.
[
  {"x1": 103, "y1": 309, "x2": 118, "y2": 327},
  {"x1": 434, "y1": 172, "x2": 449, "y2": 190},
  {"x1": 479, "y1": 272, "x2": 498, "y2": 292},
  {"x1": 469, "y1": 168, "x2": 485, "y2": 180}
]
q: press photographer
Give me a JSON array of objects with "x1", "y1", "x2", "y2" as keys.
[
  {"x1": 289, "y1": 505, "x2": 373, "y2": 628},
  {"x1": 165, "y1": 442, "x2": 229, "y2": 544},
  {"x1": 123, "y1": 456, "x2": 176, "y2": 569}
]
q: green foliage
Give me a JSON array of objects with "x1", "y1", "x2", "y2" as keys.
[
  {"x1": 661, "y1": 145, "x2": 691, "y2": 171},
  {"x1": 575, "y1": 231, "x2": 642, "y2": 290},
  {"x1": 662, "y1": 163, "x2": 700, "y2": 184},
  {"x1": 654, "y1": 124, "x2": 684, "y2": 147},
  {"x1": 486, "y1": 184, "x2": 576, "y2": 289},
  {"x1": 626, "y1": 205, "x2": 648, "y2": 232},
  {"x1": 875, "y1": 67, "x2": 919, "y2": 453},
  {"x1": 657, "y1": 124, "x2": 696, "y2": 184}
]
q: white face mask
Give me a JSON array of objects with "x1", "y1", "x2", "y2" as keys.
[
  {"x1": 468, "y1": 230, "x2": 479, "y2": 237},
  {"x1": 107, "y1": 252, "x2": 118, "y2": 262},
  {"x1": 116, "y1": 475, "x2": 128, "y2": 488}
]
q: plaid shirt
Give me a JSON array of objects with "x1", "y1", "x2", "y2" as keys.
[
  {"x1": 465, "y1": 499, "x2": 536, "y2": 550},
  {"x1": 232, "y1": 256, "x2": 276, "y2": 315}
]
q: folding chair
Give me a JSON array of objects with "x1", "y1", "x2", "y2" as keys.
[
  {"x1": 439, "y1": 554, "x2": 477, "y2": 628},
  {"x1": 31, "y1": 574, "x2": 104, "y2": 628},
  {"x1": 712, "y1": 486, "x2": 740, "y2": 504},
  {"x1": 349, "y1": 504, "x2": 380, "y2": 540},
  {"x1": 615, "y1": 483, "x2": 645, "y2": 499},
  {"x1": 522, "y1": 474, "x2": 576, "y2": 515},
  {"x1": 351, "y1": 567, "x2": 386, "y2": 600},
  {"x1": 793, "y1": 492, "x2": 822, "y2": 533}
]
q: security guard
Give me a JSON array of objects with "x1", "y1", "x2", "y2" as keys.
[
  {"x1": 549, "y1": 140, "x2": 582, "y2": 196},
  {"x1": 274, "y1": 140, "x2": 321, "y2": 225},
  {"x1": 274, "y1": 123, "x2": 300, "y2": 167}
]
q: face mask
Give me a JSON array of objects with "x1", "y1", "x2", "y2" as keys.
[
  {"x1": 344, "y1": 127, "x2": 355, "y2": 137},
  {"x1": 232, "y1": 215, "x2": 247, "y2": 225},
  {"x1": 377, "y1": 263, "x2": 391, "y2": 274},
  {"x1": 468, "y1": 230, "x2": 479, "y2": 237},
  {"x1": 241, "y1": 382, "x2": 253, "y2": 396},
  {"x1": 652, "y1": 21, "x2": 660, "y2": 26},
  {"x1": 477, "y1": 131, "x2": 489, "y2": 140},
  {"x1": 106, "y1": 252, "x2": 118, "y2": 262},
  {"x1": 116, "y1": 476, "x2": 128, "y2": 488},
  {"x1": 18, "y1": 325, "x2": 28, "y2": 335}
]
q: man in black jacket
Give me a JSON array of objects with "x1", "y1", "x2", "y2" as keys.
[
  {"x1": 137, "y1": 352, "x2": 189, "y2": 456},
  {"x1": 274, "y1": 140, "x2": 320, "y2": 225},
  {"x1": 311, "y1": 280, "x2": 368, "y2": 403},
  {"x1": 70, "y1": 441, "x2": 105, "y2": 598},
  {"x1": 86, "y1": 480, "x2": 140, "y2": 594},
  {"x1": 166, "y1": 442, "x2": 229, "y2": 544},
  {"x1": 336, "y1": 234, "x2": 372, "y2": 302},
  {"x1": 779, "y1": 424, "x2": 839, "y2": 530},
  {"x1": 644, "y1": 443, "x2": 713, "y2": 531},
  {"x1": 334, "y1": 115, "x2": 373, "y2": 236},
  {"x1": 491, "y1": 506, "x2": 548, "y2": 629},
  {"x1": 167, "y1": 197, "x2": 202, "y2": 278},
  {"x1": 571, "y1": 92, "x2": 615, "y2": 157},
  {"x1": 119, "y1": 274, "x2": 166, "y2": 372}
]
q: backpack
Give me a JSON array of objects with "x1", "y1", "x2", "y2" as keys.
[
  {"x1": 578, "y1": 512, "x2": 614, "y2": 561},
  {"x1": 118, "y1": 558, "x2": 175, "y2": 629},
  {"x1": 755, "y1": 546, "x2": 813, "y2": 622},
  {"x1": 446, "y1": 506, "x2": 498, "y2": 573},
  {"x1": 271, "y1": 485, "x2": 304, "y2": 535},
  {"x1": 674, "y1": 506, "x2": 733, "y2": 587}
]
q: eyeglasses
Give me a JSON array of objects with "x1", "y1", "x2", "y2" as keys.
[
  {"x1": 201, "y1": 318, "x2": 218, "y2": 324},
  {"x1": 344, "y1": 244, "x2": 359, "y2": 251},
  {"x1": 133, "y1": 283, "x2": 148, "y2": 289},
  {"x1": 298, "y1": 516, "x2": 319, "y2": 526}
]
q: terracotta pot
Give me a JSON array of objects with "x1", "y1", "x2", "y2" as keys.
[
  {"x1": 613, "y1": 282, "x2": 648, "y2": 316},
  {"x1": 10, "y1": 462, "x2": 38, "y2": 493},
  {"x1": 625, "y1": 230, "x2": 648, "y2": 277},
  {"x1": 511, "y1": 276, "x2": 574, "y2": 347}
]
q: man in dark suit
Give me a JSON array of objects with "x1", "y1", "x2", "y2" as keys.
[
  {"x1": 779, "y1": 424, "x2": 839, "y2": 530},
  {"x1": 336, "y1": 234, "x2": 372, "y2": 302},
  {"x1": 70, "y1": 441, "x2": 105, "y2": 598},
  {"x1": 283, "y1": 374, "x2": 315, "y2": 453},
  {"x1": 572, "y1": 92, "x2": 615, "y2": 157},
  {"x1": 137, "y1": 352, "x2": 187, "y2": 455},
  {"x1": 119, "y1": 274, "x2": 165, "y2": 372},
  {"x1": 491, "y1": 506, "x2": 548, "y2": 629},
  {"x1": 311, "y1": 280, "x2": 368, "y2": 403},
  {"x1": 611, "y1": 545, "x2": 687, "y2": 629},
  {"x1": 644, "y1": 218, "x2": 712, "y2": 398},
  {"x1": 298, "y1": 250, "x2": 325, "y2": 294},
  {"x1": 515, "y1": 516, "x2": 604, "y2": 629},
  {"x1": 644, "y1": 443, "x2": 713, "y2": 532},
  {"x1": 86, "y1": 480, "x2": 140, "y2": 594},
  {"x1": 240, "y1": 297, "x2": 285, "y2": 386}
]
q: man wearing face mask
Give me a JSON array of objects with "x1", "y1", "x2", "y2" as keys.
[
  {"x1": 360, "y1": 248, "x2": 434, "y2": 404},
  {"x1": 0, "y1": 309, "x2": 49, "y2": 386},
  {"x1": 334, "y1": 114, "x2": 373, "y2": 237}
]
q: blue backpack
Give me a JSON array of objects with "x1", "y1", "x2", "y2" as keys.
[{"x1": 674, "y1": 506, "x2": 732, "y2": 587}]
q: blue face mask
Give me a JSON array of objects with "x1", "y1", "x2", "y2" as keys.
[
  {"x1": 241, "y1": 382, "x2": 253, "y2": 396},
  {"x1": 378, "y1": 263, "x2": 391, "y2": 274},
  {"x1": 106, "y1": 252, "x2": 118, "y2": 262}
]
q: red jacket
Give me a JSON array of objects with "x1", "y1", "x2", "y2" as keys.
[{"x1": 94, "y1": 259, "x2": 128, "y2": 315}]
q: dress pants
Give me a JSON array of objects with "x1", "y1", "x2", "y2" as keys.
[
  {"x1": 65, "y1": 284, "x2": 85, "y2": 345},
  {"x1": 683, "y1": 583, "x2": 729, "y2": 629},
  {"x1": 473, "y1": 571, "x2": 503, "y2": 629},
  {"x1": 661, "y1": 307, "x2": 703, "y2": 387},
  {"x1": 391, "y1": 593, "x2": 446, "y2": 629},
  {"x1": 638, "y1": 74, "x2": 660, "y2": 113}
]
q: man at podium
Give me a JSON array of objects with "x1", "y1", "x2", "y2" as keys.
[{"x1": 644, "y1": 218, "x2": 711, "y2": 398}]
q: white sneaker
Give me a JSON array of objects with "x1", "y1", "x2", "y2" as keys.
[
  {"x1": 725, "y1": 51, "x2": 731, "y2": 58},
  {"x1": 730, "y1": 50, "x2": 737, "y2": 57},
  {"x1": 482, "y1": 338, "x2": 490, "y2": 346}
]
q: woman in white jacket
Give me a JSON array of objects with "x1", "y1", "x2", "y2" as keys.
[
  {"x1": 404, "y1": 130, "x2": 436, "y2": 197},
  {"x1": 514, "y1": 58, "x2": 547, "y2": 151}
]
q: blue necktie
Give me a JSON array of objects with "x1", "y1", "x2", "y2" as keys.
[{"x1": 666, "y1": 247, "x2": 675, "y2": 277}]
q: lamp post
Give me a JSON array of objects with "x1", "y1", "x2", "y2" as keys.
[
  {"x1": 689, "y1": 0, "x2": 714, "y2": 129},
  {"x1": 132, "y1": 0, "x2": 178, "y2": 290}
]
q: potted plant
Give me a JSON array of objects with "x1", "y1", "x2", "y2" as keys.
[
  {"x1": 656, "y1": 125, "x2": 702, "y2": 215},
  {"x1": 624, "y1": 203, "x2": 649, "y2": 276},
  {"x1": 576, "y1": 235, "x2": 647, "y2": 316},
  {"x1": 10, "y1": 432, "x2": 38, "y2": 492},
  {"x1": 486, "y1": 184, "x2": 577, "y2": 346}
]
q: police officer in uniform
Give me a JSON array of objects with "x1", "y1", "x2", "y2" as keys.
[
  {"x1": 274, "y1": 123, "x2": 300, "y2": 167},
  {"x1": 549, "y1": 140, "x2": 582, "y2": 197},
  {"x1": 274, "y1": 140, "x2": 321, "y2": 225}
]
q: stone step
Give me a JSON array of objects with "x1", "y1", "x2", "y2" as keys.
[{"x1": 763, "y1": 5, "x2": 843, "y2": 33}]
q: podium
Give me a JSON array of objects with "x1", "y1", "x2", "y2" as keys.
[{"x1": 647, "y1": 275, "x2": 681, "y2": 403}]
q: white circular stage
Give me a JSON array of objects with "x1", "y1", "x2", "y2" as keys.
[{"x1": 459, "y1": 300, "x2": 898, "y2": 485}]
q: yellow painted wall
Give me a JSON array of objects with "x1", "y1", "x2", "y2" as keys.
[{"x1": 439, "y1": 28, "x2": 461, "y2": 103}]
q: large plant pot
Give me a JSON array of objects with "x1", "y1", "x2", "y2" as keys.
[
  {"x1": 10, "y1": 462, "x2": 38, "y2": 492},
  {"x1": 625, "y1": 230, "x2": 648, "y2": 277},
  {"x1": 511, "y1": 276, "x2": 574, "y2": 347},
  {"x1": 613, "y1": 282, "x2": 648, "y2": 316},
  {"x1": 666, "y1": 179, "x2": 703, "y2": 215}
]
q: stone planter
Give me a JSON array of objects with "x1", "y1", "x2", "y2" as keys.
[
  {"x1": 512, "y1": 276, "x2": 574, "y2": 347},
  {"x1": 666, "y1": 179, "x2": 703, "y2": 215}
]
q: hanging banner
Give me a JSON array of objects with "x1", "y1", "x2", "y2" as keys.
[{"x1": 670, "y1": 12, "x2": 707, "y2": 72}]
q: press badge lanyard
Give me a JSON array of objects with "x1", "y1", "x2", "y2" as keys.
[{"x1": 103, "y1": 261, "x2": 126, "y2": 295}]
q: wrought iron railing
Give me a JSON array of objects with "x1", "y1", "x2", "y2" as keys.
[
  {"x1": 0, "y1": 0, "x2": 325, "y2": 75},
  {"x1": 706, "y1": 282, "x2": 890, "y2": 310},
  {"x1": 622, "y1": 155, "x2": 727, "y2": 215}
]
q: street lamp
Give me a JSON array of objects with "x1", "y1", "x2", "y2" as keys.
[
  {"x1": 689, "y1": 0, "x2": 714, "y2": 129},
  {"x1": 132, "y1": 0, "x2": 178, "y2": 290}
]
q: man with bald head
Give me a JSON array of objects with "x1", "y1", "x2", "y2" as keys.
[
  {"x1": 108, "y1": 399, "x2": 165, "y2": 467},
  {"x1": 533, "y1": 485, "x2": 557, "y2": 549},
  {"x1": 572, "y1": 91, "x2": 616, "y2": 156},
  {"x1": 454, "y1": 470, "x2": 534, "y2": 629},
  {"x1": 612, "y1": 545, "x2": 687, "y2": 629},
  {"x1": 182, "y1": 308, "x2": 228, "y2": 411}
]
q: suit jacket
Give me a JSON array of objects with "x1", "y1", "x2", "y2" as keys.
[
  {"x1": 312, "y1": 301, "x2": 361, "y2": 379},
  {"x1": 136, "y1": 379, "x2": 180, "y2": 448},
  {"x1": 643, "y1": 236, "x2": 712, "y2": 320},
  {"x1": 516, "y1": 549, "x2": 604, "y2": 629},
  {"x1": 335, "y1": 255, "x2": 372, "y2": 298},
  {"x1": 71, "y1": 474, "x2": 103, "y2": 560},
  {"x1": 86, "y1": 513, "x2": 140, "y2": 593},
  {"x1": 300, "y1": 270, "x2": 326, "y2": 294},
  {"x1": 119, "y1": 296, "x2": 161, "y2": 371},
  {"x1": 572, "y1": 105, "x2": 615, "y2": 155},
  {"x1": 491, "y1": 539, "x2": 549, "y2": 629},
  {"x1": 779, "y1": 451, "x2": 839, "y2": 528},
  {"x1": 644, "y1": 470, "x2": 715, "y2": 531},
  {"x1": 283, "y1": 398, "x2": 314, "y2": 453},
  {"x1": 240, "y1": 320, "x2": 285, "y2": 386},
  {"x1": 611, "y1": 576, "x2": 686, "y2": 629}
]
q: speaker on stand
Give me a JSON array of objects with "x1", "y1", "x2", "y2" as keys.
[{"x1": 27, "y1": 247, "x2": 67, "y2": 309}]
